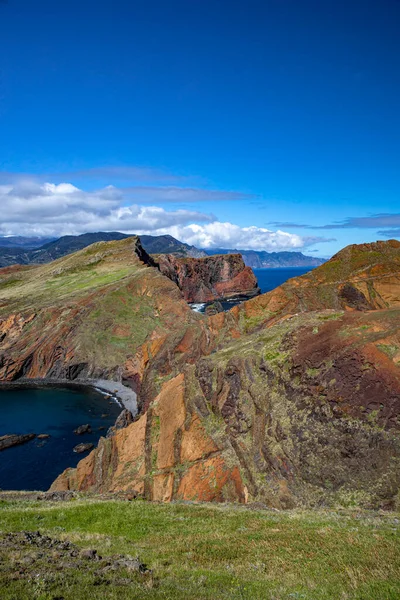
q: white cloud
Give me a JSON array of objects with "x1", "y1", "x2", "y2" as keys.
[
  {"x1": 0, "y1": 181, "x2": 213, "y2": 237},
  {"x1": 145, "y1": 223, "x2": 309, "y2": 251},
  {"x1": 0, "y1": 180, "x2": 326, "y2": 251}
]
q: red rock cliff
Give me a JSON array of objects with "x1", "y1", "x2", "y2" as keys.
[{"x1": 156, "y1": 253, "x2": 260, "y2": 303}]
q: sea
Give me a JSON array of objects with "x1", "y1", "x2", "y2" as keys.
[
  {"x1": 0, "y1": 386, "x2": 122, "y2": 491},
  {"x1": 190, "y1": 266, "x2": 314, "y2": 313}
]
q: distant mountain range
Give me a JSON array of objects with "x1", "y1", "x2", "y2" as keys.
[
  {"x1": 205, "y1": 249, "x2": 326, "y2": 268},
  {"x1": 0, "y1": 233, "x2": 207, "y2": 267},
  {"x1": 0, "y1": 236, "x2": 54, "y2": 249},
  {"x1": 0, "y1": 233, "x2": 325, "y2": 269}
]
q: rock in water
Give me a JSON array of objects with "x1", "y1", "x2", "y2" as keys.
[
  {"x1": 73, "y1": 424, "x2": 92, "y2": 435},
  {"x1": 73, "y1": 443, "x2": 94, "y2": 454},
  {"x1": 204, "y1": 301, "x2": 224, "y2": 316},
  {"x1": 0, "y1": 434, "x2": 36, "y2": 451}
]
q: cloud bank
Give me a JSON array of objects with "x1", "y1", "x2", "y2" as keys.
[{"x1": 0, "y1": 180, "x2": 327, "y2": 251}]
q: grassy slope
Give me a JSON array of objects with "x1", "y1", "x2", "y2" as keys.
[
  {"x1": 1, "y1": 497, "x2": 399, "y2": 599},
  {"x1": 0, "y1": 237, "x2": 198, "y2": 377},
  {"x1": 0, "y1": 238, "x2": 151, "y2": 312}
]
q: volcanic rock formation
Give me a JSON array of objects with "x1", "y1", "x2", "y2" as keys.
[{"x1": 156, "y1": 253, "x2": 260, "y2": 303}]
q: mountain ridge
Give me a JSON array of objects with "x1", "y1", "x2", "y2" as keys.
[
  {"x1": 0, "y1": 232, "x2": 207, "y2": 267},
  {"x1": 0, "y1": 233, "x2": 326, "y2": 269}
]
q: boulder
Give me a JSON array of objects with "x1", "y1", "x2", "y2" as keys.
[
  {"x1": 73, "y1": 442, "x2": 94, "y2": 454},
  {"x1": 0, "y1": 434, "x2": 36, "y2": 451},
  {"x1": 73, "y1": 424, "x2": 91, "y2": 435}
]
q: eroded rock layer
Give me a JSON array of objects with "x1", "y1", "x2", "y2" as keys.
[{"x1": 51, "y1": 373, "x2": 247, "y2": 503}]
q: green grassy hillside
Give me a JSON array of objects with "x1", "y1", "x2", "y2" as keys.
[{"x1": 0, "y1": 495, "x2": 399, "y2": 599}]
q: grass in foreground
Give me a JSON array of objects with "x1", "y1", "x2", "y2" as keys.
[{"x1": 0, "y1": 496, "x2": 399, "y2": 599}]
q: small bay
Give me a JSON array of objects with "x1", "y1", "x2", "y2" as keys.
[{"x1": 0, "y1": 386, "x2": 122, "y2": 491}]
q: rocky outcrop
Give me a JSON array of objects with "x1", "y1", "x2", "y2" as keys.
[
  {"x1": 73, "y1": 443, "x2": 94, "y2": 454},
  {"x1": 156, "y1": 253, "x2": 260, "y2": 303},
  {"x1": 0, "y1": 434, "x2": 36, "y2": 451},
  {"x1": 74, "y1": 424, "x2": 92, "y2": 435}
]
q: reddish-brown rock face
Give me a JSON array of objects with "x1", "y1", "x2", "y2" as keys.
[
  {"x1": 51, "y1": 373, "x2": 247, "y2": 503},
  {"x1": 156, "y1": 253, "x2": 260, "y2": 303}
]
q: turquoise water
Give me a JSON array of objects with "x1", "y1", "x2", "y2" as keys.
[{"x1": 0, "y1": 386, "x2": 122, "y2": 491}]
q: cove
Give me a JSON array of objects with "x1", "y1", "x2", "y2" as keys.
[{"x1": 0, "y1": 386, "x2": 122, "y2": 491}]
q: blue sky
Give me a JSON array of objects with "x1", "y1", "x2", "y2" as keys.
[{"x1": 0, "y1": 0, "x2": 399, "y2": 255}]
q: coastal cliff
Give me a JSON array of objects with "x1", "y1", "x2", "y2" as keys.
[
  {"x1": 52, "y1": 303, "x2": 400, "y2": 507},
  {"x1": 50, "y1": 240, "x2": 400, "y2": 509},
  {"x1": 156, "y1": 253, "x2": 260, "y2": 303}
]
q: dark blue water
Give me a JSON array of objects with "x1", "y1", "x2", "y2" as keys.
[
  {"x1": 253, "y1": 266, "x2": 314, "y2": 293},
  {"x1": 0, "y1": 386, "x2": 122, "y2": 491},
  {"x1": 191, "y1": 266, "x2": 314, "y2": 313}
]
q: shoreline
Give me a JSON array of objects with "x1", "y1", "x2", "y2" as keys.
[{"x1": 0, "y1": 378, "x2": 138, "y2": 417}]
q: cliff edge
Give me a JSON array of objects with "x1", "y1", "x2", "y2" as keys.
[{"x1": 156, "y1": 253, "x2": 260, "y2": 303}]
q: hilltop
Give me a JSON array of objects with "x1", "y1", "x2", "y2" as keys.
[{"x1": 0, "y1": 236, "x2": 198, "y2": 385}]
